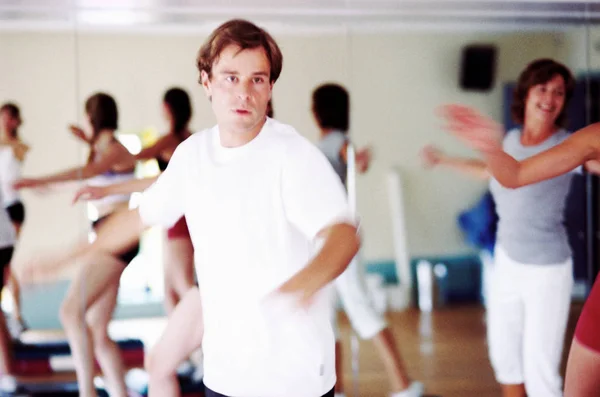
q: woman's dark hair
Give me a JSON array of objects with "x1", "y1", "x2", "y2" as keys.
[
  {"x1": 312, "y1": 83, "x2": 349, "y2": 133},
  {"x1": 0, "y1": 103, "x2": 21, "y2": 138},
  {"x1": 511, "y1": 58, "x2": 575, "y2": 128},
  {"x1": 84, "y1": 93, "x2": 118, "y2": 164},
  {"x1": 85, "y1": 93, "x2": 118, "y2": 138},
  {"x1": 164, "y1": 87, "x2": 192, "y2": 138}
]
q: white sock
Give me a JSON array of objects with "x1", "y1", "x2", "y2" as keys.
[
  {"x1": 191, "y1": 362, "x2": 204, "y2": 382},
  {"x1": 176, "y1": 360, "x2": 193, "y2": 374},
  {"x1": 390, "y1": 381, "x2": 424, "y2": 397},
  {"x1": 0, "y1": 375, "x2": 17, "y2": 392}
]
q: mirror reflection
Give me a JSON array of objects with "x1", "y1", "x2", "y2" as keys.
[{"x1": 0, "y1": 2, "x2": 598, "y2": 397}]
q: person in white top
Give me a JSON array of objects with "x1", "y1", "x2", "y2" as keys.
[
  {"x1": 15, "y1": 93, "x2": 138, "y2": 397},
  {"x1": 20, "y1": 19, "x2": 359, "y2": 397},
  {"x1": 0, "y1": 103, "x2": 29, "y2": 334},
  {"x1": 311, "y1": 83, "x2": 423, "y2": 397},
  {"x1": 74, "y1": 88, "x2": 196, "y2": 318},
  {"x1": 0, "y1": 145, "x2": 18, "y2": 392}
]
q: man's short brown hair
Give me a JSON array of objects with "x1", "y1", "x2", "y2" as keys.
[{"x1": 197, "y1": 19, "x2": 283, "y2": 83}]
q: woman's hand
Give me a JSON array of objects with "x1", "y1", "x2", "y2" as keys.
[
  {"x1": 355, "y1": 147, "x2": 372, "y2": 173},
  {"x1": 440, "y1": 104, "x2": 504, "y2": 154},
  {"x1": 419, "y1": 145, "x2": 445, "y2": 168},
  {"x1": 72, "y1": 185, "x2": 109, "y2": 204},
  {"x1": 69, "y1": 125, "x2": 89, "y2": 143}
]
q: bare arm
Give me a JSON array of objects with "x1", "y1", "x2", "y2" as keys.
[
  {"x1": 341, "y1": 142, "x2": 373, "y2": 174},
  {"x1": 106, "y1": 176, "x2": 158, "y2": 194},
  {"x1": 484, "y1": 126, "x2": 599, "y2": 188},
  {"x1": 69, "y1": 125, "x2": 91, "y2": 144},
  {"x1": 136, "y1": 135, "x2": 175, "y2": 161},
  {"x1": 420, "y1": 145, "x2": 489, "y2": 180},
  {"x1": 0, "y1": 141, "x2": 30, "y2": 162},
  {"x1": 441, "y1": 105, "x2": 600, "y2": 188},
  {"x1": 73, "y1": 176, "x2": 158, "y2": 203},
  {"x1": 437, "y1": 156, "x2": 489, "y2": 179},
  {"x1": 583, "y1": 159, "x2": 600, "y2": 175},
  {"x1": 277, "y1": 223, "x2": 360, "y2": 306},
  {"x1": 15, "y1": 140, "x2": 132, "y2": 189}
]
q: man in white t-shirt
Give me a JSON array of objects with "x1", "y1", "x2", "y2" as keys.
[{"x1": 71, "y1": 19, "x2": 359, "y2": 397}]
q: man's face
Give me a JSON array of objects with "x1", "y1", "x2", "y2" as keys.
[{"x1": 201, "y1": 45, "x2": 273, "y2": 135}]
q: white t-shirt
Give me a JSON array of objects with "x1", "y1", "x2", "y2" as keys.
[
  {"x1": 138, "y1": 118, "x2": 354, "y2": 397},
  {"x1": 0, "y1": 148, "x2": 18, "y2": 248},
  {"x1": 0, "y1": 147, "x2": 21, "y2": 208}
]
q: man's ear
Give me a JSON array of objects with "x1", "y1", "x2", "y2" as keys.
[{"x1": 201, "y1": 70, "x2": 212, "y2": 100}]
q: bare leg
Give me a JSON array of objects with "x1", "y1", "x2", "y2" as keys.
[
  {"x1": 335, "y1": 256, "x2": 413, "y2": 394},
  {"x1": 0, "y1": 242, "x2": 18, "y2": 377},
  {"x1": 6, "y1": 272, "x2": 21, "y2": 323},
  {"x1": 0, "y1": 313, "x2": 12, "y2": 375},
  {"x1": 565, "y1": 338, "x2": 600, "y2": 397},
  {"x1": 334, "y1": 341, "x2": 343, "y2": 393},
  {"x1": 7, "y1": 222, "x2": 23, "y2": 325},
  {"x1": 371, "y1": 327, "x2": 411, "y2": 392},
  {"x1": 59, "y1": 251, "x2": 126, "y2": 397},
  {"x1": 87, "y1": 282, "x2": 127, "y2": 397},
  {"x1": 162, "y1": 236, "x2": 195, "y2": 315},
  {"x1": 146, "y1": 287, "x2": 203, "y2": 397}
]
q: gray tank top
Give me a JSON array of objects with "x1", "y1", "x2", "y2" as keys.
[{"x1": 490, "y1": 128, "x2": 578, "y2": 265}]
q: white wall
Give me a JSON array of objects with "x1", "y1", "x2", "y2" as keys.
[
  {"x1": 0, "y1": 32, "x2": 84, "y2": 271},
  {"x1": 560, "y1": 27, "x2": 600, "y2": 74},
  {"x1": 0, "y1": 26, "x2": 589, "y2": 273}
]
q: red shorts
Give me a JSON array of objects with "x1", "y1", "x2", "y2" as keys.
[
  {"x1": 575, "y1": 276, "x2": 600, "y2": 353},
  {"x1": 167, "y1": 217, "x2": 190, "y2": 240}
]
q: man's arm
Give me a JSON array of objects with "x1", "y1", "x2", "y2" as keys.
[
  {"x1": 277, "y1": 223, "x2": 359, "y2": 305},
  {"x1": 279, "y1": 137, "x2": 361, "y2": 307}
]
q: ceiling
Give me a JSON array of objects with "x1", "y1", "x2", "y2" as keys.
[{"x1": 1, "y1": 0, "x2": 599, "y2": 33}]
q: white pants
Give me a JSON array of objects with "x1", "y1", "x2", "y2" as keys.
[
  {"x1": 332, "y1": 256, "x2": 387, "y2": 340},
  {"x1": 487, "y1": 245, "x2": 573, "y2": 397}
]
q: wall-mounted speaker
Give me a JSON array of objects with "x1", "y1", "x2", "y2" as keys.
[{"x1": 460, "y1": 44, "x2": 497, "y2": 91}]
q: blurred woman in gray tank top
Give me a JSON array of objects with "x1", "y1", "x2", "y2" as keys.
[{"x1": 420, "y1": 59, "x2": 576, "y2": 397}]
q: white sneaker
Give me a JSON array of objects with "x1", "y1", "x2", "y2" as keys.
[
  {"x1": 390, "y1": 381, "x2": 424, "y2": 397},
  {"x1": 6, "y1": 315, "x2": 26, "y2": 340},
  {"x1": 176, "y1": 360, "x2": 194, "y2": 375},
  {"x1": 191, "y1": 362, "x2": 204, "y2": 382},
  {"x1": 125, "y1": 368, "x2": 149, "y2": 393},
  {"x1": 93, "y1": 375, "x2": 105, "y2": 389},
  {"x1": 0, "y1": 374, "x2": 17, "y2": 392}
]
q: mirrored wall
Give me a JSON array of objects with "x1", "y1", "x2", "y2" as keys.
[{"x1": 1, "y1": 1, "x2": 599, "y2": 396}]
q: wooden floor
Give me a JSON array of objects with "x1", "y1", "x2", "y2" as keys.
[
  {"x1": 335, "y1": 303, "x2": 584, "y2": 397},
  {"x1": 20, "y1": 302, "x2": 585, "y2": 397}
]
